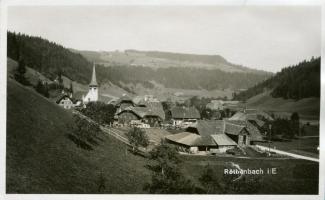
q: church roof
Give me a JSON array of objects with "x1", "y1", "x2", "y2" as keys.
[{"x1": 89, "y1": 64, "x2": 98, "y2": 86}]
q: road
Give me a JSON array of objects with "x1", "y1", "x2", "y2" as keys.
[{"x1": 255, "y1": 145, "x2": 319, "y2": 162}]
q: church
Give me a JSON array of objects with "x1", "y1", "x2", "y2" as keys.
[{"x1": 82, "y1": 63, "x2": 98, "y2": 103}]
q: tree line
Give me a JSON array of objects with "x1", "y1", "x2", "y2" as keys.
[{"x1": 233, "y1": 57, "x2": 320, "y2": 101}]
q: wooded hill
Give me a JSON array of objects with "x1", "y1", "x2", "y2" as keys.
[
  {"x1": 8, "y1": 31, "x2": 271, "y2": 92},
  {"x1": 233, "y1": 57, "x2": 320, "y2": 101}
]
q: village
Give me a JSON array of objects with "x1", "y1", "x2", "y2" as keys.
[{"x1": 54, "y1": 64, "x2": 318, "y2": 158}]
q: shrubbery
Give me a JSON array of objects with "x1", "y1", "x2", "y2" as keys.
[{"x1": 80, "y1": 102, "x2": 116, "y2": 125}]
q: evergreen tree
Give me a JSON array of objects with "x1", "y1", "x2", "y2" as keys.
[
  {"x1": 14, "y1": 58, "x2": 29, "y2": 85},
  {"x1": 69, "y1": 82, "x2": 74, "y2": 94},
  {"x1": 291, "y1": 112, "x2": 300, "y2": 136}
]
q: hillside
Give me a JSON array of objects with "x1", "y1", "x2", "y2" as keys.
[
  {"x1": 71, "y1": 49, "x2": 270, "y2": 74},
  {"x1": 245, "y1": 91, "x2": 320, "y2": 120},
  {"x1": 234, "y1": 58, "x2": 320, "y2": 101},
  {"x1": 6, "y1": 78, "x2": 152, "y2": 193},
  {"x1": 8, "y1": 31, "x2": 272, "y2": 95}
]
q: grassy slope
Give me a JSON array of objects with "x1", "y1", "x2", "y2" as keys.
[
  {"x1": 6, "y1": 79, "x2": 152, "y2": 193},
  {"x1": 181, "y1": 155, "x2": 319, "y2": 194},
  {"x1": 246, "y1": 91, "x2": 320, "y2": 120}
]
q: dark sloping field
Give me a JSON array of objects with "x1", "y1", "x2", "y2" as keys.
[{"x1": 6, "y1": 79, "x2": 152, "y2": 193}]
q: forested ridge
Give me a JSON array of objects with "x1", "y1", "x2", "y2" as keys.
[
  {"x1": 8, "y1": 31, "x2": 271, "y2": 91},
  {"x1": 233, "y1": 57, "x2": 320, "y2": 101}
]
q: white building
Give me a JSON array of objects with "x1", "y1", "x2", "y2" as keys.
[{"x1": 83, "y1": 64, "x2": 98, "y2": 103}]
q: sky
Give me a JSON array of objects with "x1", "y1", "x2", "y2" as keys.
[{"x1": 7, "y1": 5, "x2": 321, "y2": 72}]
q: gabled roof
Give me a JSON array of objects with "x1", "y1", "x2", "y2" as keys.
[
  {"x1": 116, "y1": 95, "x2": 134, "y2": 106},
  {"x1": 117, "y1": 105, "x2": 165, "y2": 120},
  {"x1": 165, "y1": 132, "x2": 201, "y2": 146},
  {"x1": 211, "y1": 134, "x2": 237, "y2": 146},
  {"x1": 192, "y1": 120, "x2": 224, "y2": 137},
  {"x1": 170, "y1": 106, "x2": 201, "y2": 119},
  {"x1": 165, "y1": 132, "x2": 216, "y2": 147},
  {"x1": 55, "y1": 94, "x2": 73, "y2": 104},
  {"x1": 229, "y1": 111, "x2": 272, "y2": 123},
  {"x1": 140, "y1": 101, "x2": 165, "y2": 120},
  {"x1": 225, "y1": 120, "x2": 264, "y2": 141},
  {"x1": 224, "y1": 122, "x2": 246, "y2": 135}
]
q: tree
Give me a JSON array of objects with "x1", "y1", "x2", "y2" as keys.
[
  {"x1": 35, "y1": 79, "x2": 49, "y2": 98},
  {"x1": 149, "y1": 143, "x2": 180, "y2": 176},
  {"x1": 80, "y1": 102, "x2": 116, "y2": 125},
  {"x1": 126, "y1": 127, "x2": 149, "y2": 153},
  {"x1": 57, "y1": 69, "x2": 64, "y2": 87},
  {"x1": 145, "y1": 143, "x2": 202, "y2": 194},
  {"x1": 72, "y1": 115, "x2": 101, "y2": 148},
  {"x1": 14, "y1": 58, "x2": 29, "y2": 85},
  {"x1": 199, "y1": 164, "x2": 223, "y2": 193},
  {"x1": 291, "y1": 112, "x2": 300, "y2": 136},
  {"x1": 69, "y1": 82, "x2": 74, "y2": 94}
]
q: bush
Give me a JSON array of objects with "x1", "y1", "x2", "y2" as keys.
[
  {"x1": 126, "y1": 127, "x2": 149, "y2": 153},
  {"x1": 80, "y1": 102, "x2": 116, "y2": 125}
]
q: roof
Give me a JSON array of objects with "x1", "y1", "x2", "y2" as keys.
[
  {"x1": 140, "y1": 101, "x2": 165, "y2": 120},
  {"x1": 229, "y1": 111, "x2": 271, "y2": 124},
  {"x1": 192, "y1": 120, "x2": 224, "y2": 136},
  {"x1": 89, "y1": 64, "x2": 98, "y2": 86},
  {"x1": 170, "y1": 106, "x2": 201, "y2": 119},
  {"x1": 211, "y1": 134, "x2": 237, "y2": 146},
  {"x1": 55, "y1": 94, "x2": 74, "y2": 104},
  {"x1": 228, "y1": 112, "x2": 247, "y2": 121},
  {"x1": 165, "y1": 132, "x2": 216, "y2": 147},
  {"x1": 165, "y1": 132, "x2": 201, "y2": 146},
  {"x1": 224, "y1": 122, "x2": 246, "y2": 135},
  {"x1": 116, "y1": 95, "x2": 134, "y2": 106},
  {"x1": 225, "y1": 120, "x2": 264, "y2": 141},
  {"x1": 117, "y1": 105, "x2": 165, "y2": 120}
]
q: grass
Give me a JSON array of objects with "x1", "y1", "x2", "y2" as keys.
[
  {"x1": 6, "y1": 79, "x2": 152, "y2": 193},
  {"x1": 246, "y1": 91, "x2": 320, "y2": 120},
  {"x1": 180, "y1": 155, "x2": 319, "y2": 194}
]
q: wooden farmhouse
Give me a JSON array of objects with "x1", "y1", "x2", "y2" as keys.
[
  {"x1": 56, "y1": 94, "x2": 75, "y2": 109},
  {"x1": 169, "y1": 106, "x2": 201, "y2": 127},
  {"x1": 116, "y1": 99, "x2": 165, "y2": 127}
]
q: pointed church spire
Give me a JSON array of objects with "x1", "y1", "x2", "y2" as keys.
[{"x1": 89, "y1": 62, "x2": 98, "y2": 87}]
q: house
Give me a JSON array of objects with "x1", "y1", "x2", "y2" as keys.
[
  {"x1": 169, "y1": 106, "x2": 201, "y2": 127},
  {"x1": 115, "y1": 95, "x2": 135, "y2": 113},
  {"x1": 228, "y1": 109, "x2": 273, "y2": 132},
  {"x1": 83, "y1": 63, "x2": 98, "y2": 103},
  {"x1": 225, "y1": 120, "x2": 265, "y2": 144},
  {"x1": 116, "y1": 104, "x2": 165, "y2": 127},
  {"x1": 56, "y1": 94, "x2": 75, "y2": 109}
]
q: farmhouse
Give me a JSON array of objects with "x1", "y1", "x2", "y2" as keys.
[
  {"x1": 229, "y1": 109, "x2": 273, "y2": 132},
  {"x1": 225, "y1": 120, "x2": 265, "y2": 144},
  {"x1": 115, "y1": 95, "x2": 135, "y2": 113},
  {"x1": 169, "y1": 106, "x2": 201, "y2": 127},
  {"x1": 56, "y1": 94, "x2": 75, "y2": 109},
  {"x1": 116, "y1": 104, "x2": 165, "y2": 127}
]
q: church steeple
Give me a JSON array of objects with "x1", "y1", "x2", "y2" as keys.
[{"x1": 89, "y1": 63, "x2": 98, "y2": 87}]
